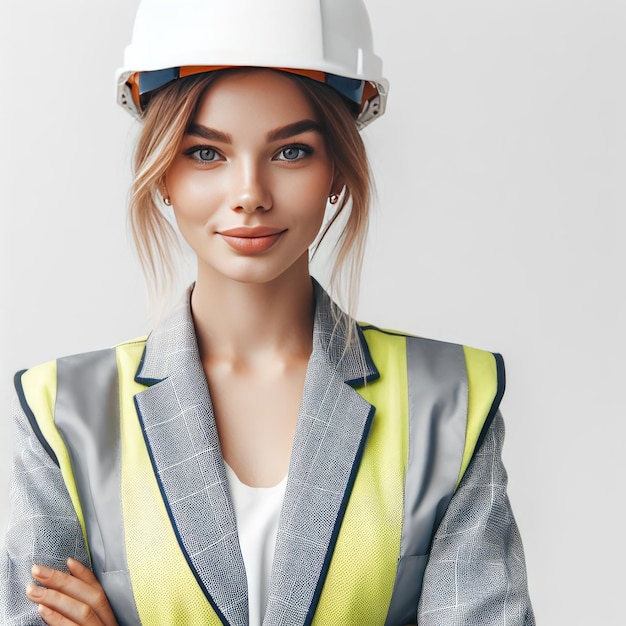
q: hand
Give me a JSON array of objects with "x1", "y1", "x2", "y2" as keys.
[{"x1": 25, "y1": 558, "x2": 118, "y2": 626}]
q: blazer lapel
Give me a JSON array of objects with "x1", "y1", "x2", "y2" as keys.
[
  {"x1": 133, "y1": 290, "x2": 249, "y2": 626},
  {"x1": 263, "y1": 283, "x2": 379, "y2": 626},
  {"x1": 131, "y1": 283, "x2": 380, "y2": 626}
]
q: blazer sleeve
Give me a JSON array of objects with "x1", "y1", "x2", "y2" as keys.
[
  {"x1": 0, "y1": 393, "x2": 91, "y2": 625},
  {"x1": 417, "y1": 412, "x2": 536, "y2": 626}
]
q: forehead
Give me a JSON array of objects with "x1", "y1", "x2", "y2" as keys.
[{"x1": 191, "y1": 69, "x2": 318, "y2": 132}]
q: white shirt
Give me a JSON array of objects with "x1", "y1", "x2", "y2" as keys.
[{"x1": 225, "y1": 464, "x2": 288, "y2": 626}]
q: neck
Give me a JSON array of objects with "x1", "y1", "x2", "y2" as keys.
[{"x1": 191, "y1": 262, "x2": 315, "y2": 366}]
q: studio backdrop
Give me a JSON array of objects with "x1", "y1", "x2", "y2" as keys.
[{"x1": 1, "y1": 1, "x2": 624, "y2": 624}]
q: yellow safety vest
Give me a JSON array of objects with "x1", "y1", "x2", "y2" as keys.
[{"x1": 16, "y1": 323, "x2": 503, "y2": 626}]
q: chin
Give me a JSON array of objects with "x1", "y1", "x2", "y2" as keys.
[
  {"x1": 204, "y1": 254, "x2": 310, "y2": 287},
  {"x1": 204, "y1": 264, "x2": 292, "y2": 286}
]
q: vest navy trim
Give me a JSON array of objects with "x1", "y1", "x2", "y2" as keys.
[
  {"x1": 303, "y1": 403, "x2": 376, "y2": 626},
  {"x1": 134, "y1": 346, "x2": 164, "y2": 387},
  {"x1": 14, "y1": 370, "x2": 59, "y2": 467},
  {"x1": 474, "y1": 352, "x2": 506, "y2": 456},
  {"x1": 345, "y1": 324, "x2": 380, "y2": 387}
]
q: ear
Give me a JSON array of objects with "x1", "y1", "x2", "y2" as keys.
[
  {"x1": 330, "y1": 170, "x2": 346, "y2": 199},
  {"x1": 157, "y1": 177, "x2": 170, "y2": 203}
]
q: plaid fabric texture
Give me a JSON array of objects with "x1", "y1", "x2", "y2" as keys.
[
  {"x1": 0, "y1": 396, "x2": 90, "y2": 626},
  {"x1": 418, "y1": 413, "x2": 535, "y2": 625}
]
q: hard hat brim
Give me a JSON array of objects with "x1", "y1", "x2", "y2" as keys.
[{"x1": 116, "y1": 65, "x2": 388, "y2": 130}]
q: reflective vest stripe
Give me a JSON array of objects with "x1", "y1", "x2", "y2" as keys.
[
  {"x1": 384, "y1": 339, "x2": 504, "y2": 625},
  {"x1": 54, "y1": 349, "x2": 143, "y2": 626},
  {"x1": 366, "y1": 334, "x2": 468, "y2": 626},
  {"x1": 403, "y1": 336, "x2": 468, "y2": 555}
]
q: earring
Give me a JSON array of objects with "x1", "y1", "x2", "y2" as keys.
[
  {"x1": 329, "y1": 193, "x2": 339, "y2": 205},
  {"x1": 163, "y1": 196, "x2": 172, "y2": 206}
]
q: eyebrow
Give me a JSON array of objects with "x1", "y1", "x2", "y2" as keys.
[
  {"x1": 186, "y1": 124, "x2": 232, "y2": 143},
  {"x1": 185, "y1": 119, "x2": 322, "y2": 144},
  {"x1": 266, "y1": 120, "x2": 322, "y2": 142}
]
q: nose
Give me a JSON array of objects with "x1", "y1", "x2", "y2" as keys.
[{"x1": 230, "y1": 158, "x2": 272, "y2": 214}]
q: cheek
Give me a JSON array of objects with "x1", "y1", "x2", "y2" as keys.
[
  {"x1": 303, "y1": 167, "x2": 334, "y2": 226},
  {"x1": 166, "y1": 163, "x2": 221, "y2": 218},
  {"x1": 275, "y1": 164, "x2": 333, "y2": 216}
]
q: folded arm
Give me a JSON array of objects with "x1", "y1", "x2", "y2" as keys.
[
  {"x1": 418, "y1": 412, "x2": 535, "y2": 625},
  {"x1": 1, "y1": 394, "x2": 92, "y2": 624}
]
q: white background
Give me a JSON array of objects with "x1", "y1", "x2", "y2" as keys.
[{"x1": 1, "y1": 1, "x2": 625, "y2": 623}]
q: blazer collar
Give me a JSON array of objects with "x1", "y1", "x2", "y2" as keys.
[
  {"x1": 136, "y1": 279, "x2": 379, "y2": 388},
  {"x1": 133, "y1": 280, "x2": 379, "y2": 626}
]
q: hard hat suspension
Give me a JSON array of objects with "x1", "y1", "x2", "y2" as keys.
[{"x1": 127, "y1": 66, "x2": 369, "y2": 119}]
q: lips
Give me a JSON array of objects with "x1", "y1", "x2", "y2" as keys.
[
  {"x1": 219, "y1": 226, "x2": 286, "y2": 238},
  {"x1": 218, "y1": 226, "x2": 287, "y2": 253}
]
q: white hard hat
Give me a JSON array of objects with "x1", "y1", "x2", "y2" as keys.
[{"x1": 116, "y1": 0, "x2": 389, "y2": 128}]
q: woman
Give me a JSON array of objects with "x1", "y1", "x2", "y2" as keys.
[{"x1": 1, "y1": 1, "x2": 534, "y2": 625}]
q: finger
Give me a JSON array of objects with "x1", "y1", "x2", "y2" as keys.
[
  {"x1": 38, "y1": 603, "x2": 80, "y2": 626},
  {"x1": 31, "y1": 565, "x2": 99, "y2": 608},
  {"x1": 65, "y1": 560, "x2": 118, "y2": 625},
  {"x1": 66, "y1": 559, "x2": 99, "y2": 585},
  {"x1": 26, "y1": 585, "x2": 102, "y2": 625},
  {"x1": 29, "y1": 565, "x2": 116, "y2": 625}
]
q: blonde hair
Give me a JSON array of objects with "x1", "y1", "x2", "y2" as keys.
[{"x1": 130, "y1": 69, "x2": 372, "y2": 329}]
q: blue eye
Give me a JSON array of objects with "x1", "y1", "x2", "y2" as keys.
[
  {"x1": 183, "y1": 146, "x2": 221, "y2": 163},
  {"x1": 276, "y1": 146, "x2": 311, "y2": 162},
  {"x1": 195, "y1": 148, "x2": 219, "y2": 162}
]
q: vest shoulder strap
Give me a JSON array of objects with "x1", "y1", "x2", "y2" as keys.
[
  {"x1": 358, "y1": 326, "x2": 504, "y2": 626},
  {"x1": 459, "y1": 346, "x2": 505, "y2": 486},
  {"x1": 359, "y1": 326, "x2": 504, "y2": 486}
]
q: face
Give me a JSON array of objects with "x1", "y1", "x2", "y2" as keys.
[{"x1": 165, "y1": 69, "x2": 336, "y2": 286}]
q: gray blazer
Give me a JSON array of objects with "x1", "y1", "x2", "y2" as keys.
[{"x1": 0, "y1": 285, "x2": 535, "y2": 625}]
